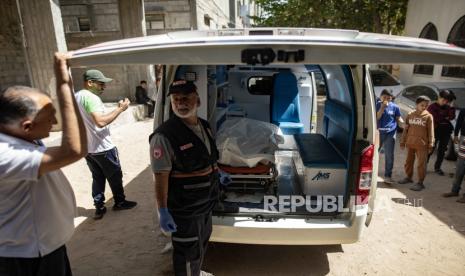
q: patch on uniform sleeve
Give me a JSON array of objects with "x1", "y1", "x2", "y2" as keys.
[
  {"x1": 180, "y1": 143, "x2": 194, "y2": 151},
  {"x1": 153, "y1": 147, "x2": 163, "y2": 159}
]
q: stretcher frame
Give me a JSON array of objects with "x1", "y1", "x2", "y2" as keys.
[{"x1": 219, "y1": 163, "x2": 278, "y2": 194}]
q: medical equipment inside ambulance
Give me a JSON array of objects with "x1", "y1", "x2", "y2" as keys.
[{"x1": 176, "y1": 64, "x2": 352, "y2": 214}]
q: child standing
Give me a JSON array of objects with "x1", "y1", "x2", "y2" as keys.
[
  {"x1": 427, "y1": 89, "x2": 456, "y2": 175},
  {"x1": 376, "y1": 89, "x2": 404, "y2": 184},
  {"x1": 398, "y1": 96, "x2": 435, "y2": 191}
]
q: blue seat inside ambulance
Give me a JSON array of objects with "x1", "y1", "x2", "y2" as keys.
[
  {"x1": 271, "y1": 72, "x2": 304, "y2": 135},
  {"x1": 293, "y1": 66, "x2": 354, "y2": 169},
  {"x1": 294, "y1": 101, "x2": 352, "y2": 169}
]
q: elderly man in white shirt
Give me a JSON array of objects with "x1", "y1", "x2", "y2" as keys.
[{"x1": 0, "y1": 53, "x2": 87, "y2": 276}]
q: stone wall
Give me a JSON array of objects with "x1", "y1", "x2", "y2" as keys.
[{"x1": 0, "y1": 0, "x2": 30, "y2": 90}]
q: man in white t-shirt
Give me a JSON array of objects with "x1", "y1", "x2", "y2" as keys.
[
  {"x1": 0, "y1": 53, "x2": 87, "y2": 275},
  {"x1": 75, "y1": 69, "x2": 137, "y2": 219}
]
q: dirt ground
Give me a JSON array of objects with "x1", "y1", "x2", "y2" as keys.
[{"x1": 53, "y1": 120, "x2": 465, "y2": 276}]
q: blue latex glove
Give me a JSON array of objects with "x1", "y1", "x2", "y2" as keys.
[
  {"x1": 219, "y1": 170, "x2": 232, "y2": 186},
  {"x1": 158, "y1": 207, "x2": 177, "y2": 233}
]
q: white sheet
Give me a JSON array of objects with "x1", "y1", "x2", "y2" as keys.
[{"x1": 216, "y1": 118, "x2": 284, "y2": 167}]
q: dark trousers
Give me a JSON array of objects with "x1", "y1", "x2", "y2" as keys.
[
  {"x1": 452, "y1": 155, "x2": 465, "y2": 194},
  {"x1": 171, "y1": 212, "x2": 212, "y2": 276},
  {"x1": 429, "y1": 126, "x2": 452, "y2": 170},
  {"x1": 146, "y1": 101, "x2": 155, "y2": 117},
  {"x1": 379, "y1": 131, "x2": 396, "y2": 177},
  {"x1": 85, "y1": 147, "x2": 126, "y2": 208},
  {"x1": 0, "y1": 245, "x2": 71, "y2": 276}
]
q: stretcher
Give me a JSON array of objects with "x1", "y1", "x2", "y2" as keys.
[{"x1": 218, "y1": 163, "x2": 278, "y2": 194}]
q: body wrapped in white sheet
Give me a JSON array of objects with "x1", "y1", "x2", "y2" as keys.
[{"x1": 216, "y1": 118, "x2": 284, "y2": 167}]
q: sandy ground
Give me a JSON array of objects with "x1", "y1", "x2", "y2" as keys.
[{"x1": 51, "y1": 120, "x2": 465, "y2": 276}]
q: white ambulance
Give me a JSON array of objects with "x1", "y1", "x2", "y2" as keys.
[{"x1": 70, "y1": 28, "x2": 465, "y2": 245}]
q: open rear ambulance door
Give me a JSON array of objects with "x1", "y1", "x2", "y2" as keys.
[
  {"x1": 70, "y1": 29, "x2": 465, "y2": 67},
  {"x1": 363, "y1": 65, "x2": 378, "y2": 227},
  {"x1": 69, "y1": 28, "x2": 465, "y2": 227}
]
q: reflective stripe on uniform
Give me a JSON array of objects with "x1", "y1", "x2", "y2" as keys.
[
  {"x1": 171, "y1": 165, "x2": 218, "y2": 178},
  {"x1": 186, "y1": 261, "x2": 192, "y2": 276},
  {"x1": 183, "y1": 182, "x2": 211, "y2": 190},
  {"x1": 172, "y1": 236, "x2": 199, "y2": 242}
]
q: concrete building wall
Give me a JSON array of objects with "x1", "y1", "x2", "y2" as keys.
[
  {"x1": 19, "y1": 0, "x2": 68, "y2": 94},
  {"x1": 60, "y1": 0, "x2": 129, "y2": 102},
  {"x1": 195, "y1": 0, "x2": 257, "y2": 30},
  {"x1": 400, "y1": 0, "x2": 465, "y2": 85},
  {"x1": 0, "y1": 0, "x2": 30, "y2": 90},
  {"x1": 1, "y1": 0, "x2": 258, "y2": 100},
  {"x1": 143, "y1": 0, "x2": 257, "y2": 35},
  {"x1": 196, "y1": 0, "x2": 230, "y2": 30},
  {"x1": 14, "y1": 0, "x2": 69, "y2": 130},
  {"x1": 144, "y1": 0, "x2": 192, "y2": 36},
  {"x1": 233, "y1": 0, "x2": 257, "y2": 28},
  {"x1": 61, "y1": 0, "x2": 121, "y2": 32},
  {"x1": 61, "y1": 0, "x2": 149, "y2": 102},
  {"x1": 118, "y1": 0, "x2": 151, "y2": 101}
]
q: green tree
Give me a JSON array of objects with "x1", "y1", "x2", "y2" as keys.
[{"x1": 252, "y1": 0, "x2": 408, "y2": 35}]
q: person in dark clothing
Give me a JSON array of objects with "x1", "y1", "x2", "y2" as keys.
[
  {"x1": 427, "y1": 89, "x2": 456, "y2": 175},
  {"x1": 149, "y1": 80, "x2": 230, "y2": 276},
  {"x1": 135, "y1": 80, "x2": 155, "y2": 117},
  {"x1": 453, "y1": 109, "x2": 465, "y2": 144},
  {"x1": 443, "y1": 108, "x2": 465, "y2": 203}
]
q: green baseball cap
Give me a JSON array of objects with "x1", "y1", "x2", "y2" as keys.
[{"x1": 83, "y1": 69, "x2": 113, "y2": 83}]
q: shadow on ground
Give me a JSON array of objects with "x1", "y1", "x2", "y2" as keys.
[
  {"x1": 205, "y1": 243, "x2": 341, "y2": 276},
  {"x1": 68, "y1": 166, "x2": 173, "y2": 276},
  {"x1": 68, "y1": 164, "x2": 341, "y2": 276},
  {"x1": 67, "y1": 134, "x2": 465, "y2": 275},
  {"x1": 378, "y1": 143, "x2": 465, "y2": 236}
]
